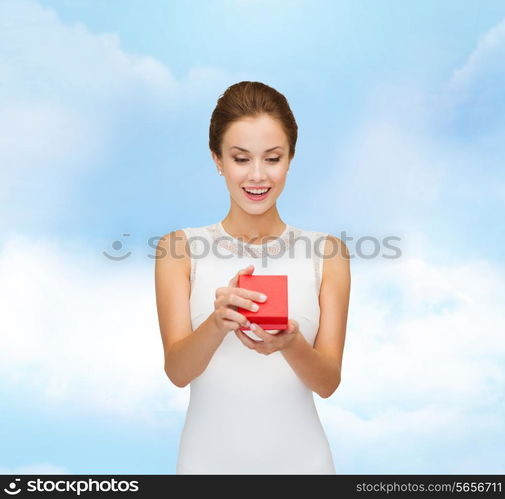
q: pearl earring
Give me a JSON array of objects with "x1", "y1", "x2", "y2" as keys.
[{"x1": 218, "y1": 170, "x2": 223, "y2": 176}]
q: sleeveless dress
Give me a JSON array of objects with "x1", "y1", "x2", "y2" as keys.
[{"x1": 175, "y1": 221, "x2": 336, "y2": 474}]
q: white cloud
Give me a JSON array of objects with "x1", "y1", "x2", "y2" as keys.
[
  {"x1": 0, "y1": 0, "x2": 175, "y2": 172},
  {"x1": 449, "y1": 17, "x2": 505, "y2": 88},
  {"x1": 0, "y1": 1, "x2": 177, "y2": 103},
  {"x1": 0, "y1": 463, "x2": 70, "y2": 475},
  {"x1": 0, "y1": 0, "x2": 235, "y2": 227},
  {"x1": 0, "y1": 0, "x2": 174, "y2": 225},
  {"x1": 0, "y1": 234, "x2": 188, "y2": 428},
  {"x1": 443, "y1": 16, "x2": 505, "y2": 137},
  {"x1": 323, "y1": 16, "x2": 505, "y2": 242},
  {"x1": 315, "y1": 255, "x2": 505, "y2": 473}
]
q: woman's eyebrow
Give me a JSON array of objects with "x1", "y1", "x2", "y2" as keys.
[{"x1": 229, "y1": 146, "x2": 283, "y2": 152}]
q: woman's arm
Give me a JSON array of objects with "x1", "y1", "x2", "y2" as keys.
[
  {"x1": 155, "y1": 230, "x2": 227, "y2": 388},
  {"x1": 164, "y1": 314, "x2": 227, "y2": 388},
  {"x1": 281, "y1": 235, "x2": 351, "y2": 398}
]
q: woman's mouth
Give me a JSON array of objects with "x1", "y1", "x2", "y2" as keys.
[{"x1": 242, "y1": 187, "x2": 271, "y2": 201}]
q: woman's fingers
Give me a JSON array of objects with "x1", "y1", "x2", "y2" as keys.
[
  {"x1": 287, "y1": 319, "x2": 299, "y2": 333},
  {"x1": 248, "y1": 323, "x2": 272, "y2": 342},
  {"x1": 227, "y1": 291, "x2": 265, "y2": 312},
  {"x1": 228, "y1": 264, "x2": 255, "y2": 287},
  {"x1": 230, "y1": 264, "x2": 254, "y2": 287},
  {"x1": 223, "y1": 308, "x2": 250, "y2": 327},
  {"x1": 234, "y1": 329, "x2": 257, "y2": 349}
]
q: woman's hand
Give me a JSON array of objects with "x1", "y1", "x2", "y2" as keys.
[
  {"x1": 234, "y1": 319, "x2": 300, "y2": 354},
  {"x1": 211, "y1": 264, "x2": 268, "y2": 337}
]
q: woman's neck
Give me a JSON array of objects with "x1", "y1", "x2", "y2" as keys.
[{"x1": 221, "y1": 211, "x2": 286, "y2": 243}]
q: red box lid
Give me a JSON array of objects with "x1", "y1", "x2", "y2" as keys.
[{"x1": 237, "y1": 274, "x2": 288, "y2": 331}]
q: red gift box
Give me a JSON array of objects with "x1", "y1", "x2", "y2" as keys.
[{"x1": 237, "y1": 275, "x2": 288, "y2": 331}]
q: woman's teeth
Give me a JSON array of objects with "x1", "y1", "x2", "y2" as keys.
[{"x1": 243, "y1": 188, "x2": 270, "y2": 194}]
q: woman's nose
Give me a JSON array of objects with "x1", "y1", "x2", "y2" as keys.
[{"x1": 248, "y1": 160, "x2": 267, "y2": 180}]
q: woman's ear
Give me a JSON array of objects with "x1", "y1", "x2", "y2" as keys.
[{"x1": 211, "y1": 150, "x2": 222, "y2": 169}]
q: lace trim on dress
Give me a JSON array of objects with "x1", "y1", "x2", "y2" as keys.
[
  {"x1": 185, "y1": 224, "x2": 328, "y2": 298},
  {"x1": 206, "y1": 222, "x2": 303, "y2": 260}
]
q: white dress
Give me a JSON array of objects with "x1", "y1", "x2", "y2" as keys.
[{"x1": 175, "y1": 221, "x2": 336, "y2": 474}]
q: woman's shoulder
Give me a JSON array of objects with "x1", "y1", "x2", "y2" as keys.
[
  {"x1": 155, "y1": 228, "x2": 194, "y2": 280},
  {"x1": 289, "y1": 223, "x2": 329, "y2": 245},
  {"x1": 291, "y1": 224, "x2": 349, "y2": 258}
]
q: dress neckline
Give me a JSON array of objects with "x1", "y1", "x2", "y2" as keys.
[{"x1": 216, "y1": 221, "x2": 291, "y2": 247}]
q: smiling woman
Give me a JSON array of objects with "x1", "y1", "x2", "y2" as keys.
[{"x1": 155, "y1": 81, "x2": 351, "y2": 474}]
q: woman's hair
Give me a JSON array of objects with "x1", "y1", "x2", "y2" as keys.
[{"x1": 209, "y1": 81, "x2": 298, "y2": 160}]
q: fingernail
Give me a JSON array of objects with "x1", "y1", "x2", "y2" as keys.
[
  {"x1": 250, "y1": 323, "x2": 257, "y2": 331},
  {"x1": 252, "y1": 303, "x2": 259, "y2": 311},
  {"x1": 259, "y1": 294, "x2": 267, "y2": 301},
  {"x1": 246, "y1": 321, "x2": 251, "y2": 327}
]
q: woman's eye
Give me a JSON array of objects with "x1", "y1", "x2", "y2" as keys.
[{"x1": 233, "y1": 157, "x2": 280, "y2": 163}]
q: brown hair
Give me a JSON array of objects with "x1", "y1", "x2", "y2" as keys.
[{"x1": 209, "y1": 81, "x2": 298, "y2": 160}]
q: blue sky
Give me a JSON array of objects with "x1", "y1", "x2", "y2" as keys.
[{"x1": 1, "y1": 0, "x2": 504, "y2": 474}]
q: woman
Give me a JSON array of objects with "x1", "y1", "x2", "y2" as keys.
[{"x1": 155, "y1": 81, "x2": 351, "y2": 474}]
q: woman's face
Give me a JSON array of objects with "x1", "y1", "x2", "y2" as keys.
[{"x1": 212, "y1": 113, "x2": 291, "y2": 214}]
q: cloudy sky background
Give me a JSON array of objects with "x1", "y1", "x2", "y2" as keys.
[{"x1": 1, "y1": 0, "x2": 504, "y2": 474}]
